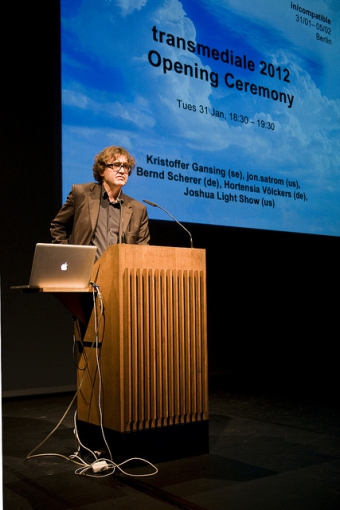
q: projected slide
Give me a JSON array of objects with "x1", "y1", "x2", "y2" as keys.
[{"x1": 61, "y1": 0, "x2": 340, "y2": 236}]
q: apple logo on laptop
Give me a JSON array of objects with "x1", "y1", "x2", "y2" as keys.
[{"x1": 61, "y1": 262, "x2": 68, "y2": 271}]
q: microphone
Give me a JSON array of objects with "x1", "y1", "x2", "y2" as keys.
[{"x1": 143, "y1": 199, "x2": 193, "y2": 248}]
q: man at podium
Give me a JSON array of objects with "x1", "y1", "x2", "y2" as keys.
[
  {"x1": 50, "y1": 145, "x2": 150, "y2": 258},
  {"x1": 49, "y1": 148, "x2": 208, "y2": 461}
]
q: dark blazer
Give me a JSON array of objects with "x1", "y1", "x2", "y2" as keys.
[{"x1": 50, "y1": 182, "x2": 150, "y2": 246}]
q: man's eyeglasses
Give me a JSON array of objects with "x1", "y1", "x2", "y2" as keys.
[{"x1": 106, "y1": 162, "x2": 131, "y2": 174}]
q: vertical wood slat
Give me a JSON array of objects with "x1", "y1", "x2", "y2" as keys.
[
  {"x1": 123, "y1": 266, "x2": 208, "y2": 432},
  {"x1": 142, "y1": 269, "x2": 151, "y2": 428},
  {"x1": 149, "y1": 269, "x2": 157, "y2": 428},
  {"x1": 167, "y1": 269, "x2": 174, "y2": 425},
  {"x1": 155, "y1": 270, "x2": 163, "y2": 427},
  {"x1": 173, "y1": 272, "x2": 181, "y2": 425}
]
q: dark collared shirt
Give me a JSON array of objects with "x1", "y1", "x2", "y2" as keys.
[{"x1": 91, "y1": 188, "x2": 123, "y2": 259}]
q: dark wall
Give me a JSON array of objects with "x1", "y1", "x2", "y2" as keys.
[
  {"x1": 150, "y1": 219, "x2": 339, "y2": 390},
  {"x1": 1, "y1": 1, "x2": 76, "y2": 395},
  {"x1": 1, "y1": 1, "x2": 338, "y2": 396}
]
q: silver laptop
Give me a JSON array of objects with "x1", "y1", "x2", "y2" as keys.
[{"x1": 14, "y1": 243, "x2": 97, "y2": 289}]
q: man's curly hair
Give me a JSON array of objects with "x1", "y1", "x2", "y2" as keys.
[{"x1": 92, "y1": 146, "x2": 136, "y2": 183}]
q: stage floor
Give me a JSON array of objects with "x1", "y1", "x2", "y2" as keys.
[{"x1": 3, "y1": 372, "x2": 340, "y2": 509}]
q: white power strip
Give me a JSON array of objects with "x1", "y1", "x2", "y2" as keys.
[{"x1": 92, "y1": 460, "x2": 109, "y2": 473}]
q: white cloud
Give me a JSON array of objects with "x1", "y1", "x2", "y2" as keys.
[{"x1": 113, "y1": 0, "x2": 148, "y2": 16}]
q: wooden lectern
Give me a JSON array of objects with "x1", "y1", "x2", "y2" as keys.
[{"x1": 75, "y1": 244, "x2": 209, "y2": 462}]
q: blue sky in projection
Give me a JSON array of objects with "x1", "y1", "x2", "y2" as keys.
[{"x1": 61, "y1": 0, "x2": 340, "y2": 236}]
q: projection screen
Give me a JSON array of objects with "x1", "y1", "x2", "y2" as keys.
[{"x1": 61, "y1": 0, "x2": 340, "y2": 236}]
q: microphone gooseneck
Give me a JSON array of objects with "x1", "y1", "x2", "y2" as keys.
[
  {"x1": 117, "y1": 198, "x2": 125, "y2": 244},
  {"x1": 143, "y1": 199, "x2": 193, "y2": 248}
]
